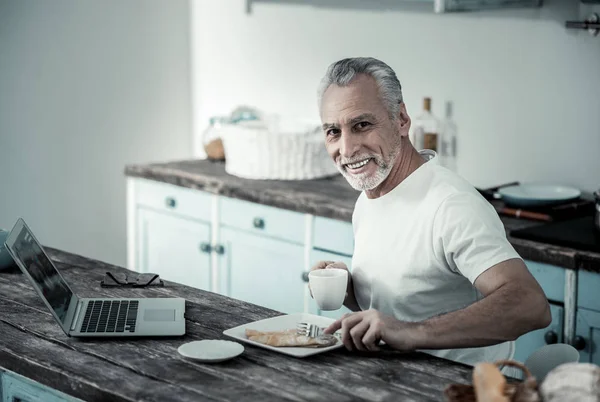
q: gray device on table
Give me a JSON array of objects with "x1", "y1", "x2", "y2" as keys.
[{"x1": 4, "y1": 218, "x2": 186, "y2": 337}]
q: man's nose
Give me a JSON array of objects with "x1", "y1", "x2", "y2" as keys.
[{"x1": 339, "y1": 131, "x2": 360, "y2": 159}]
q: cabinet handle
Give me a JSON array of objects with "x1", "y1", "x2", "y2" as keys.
[
  {"x1": 253, "y1": 217, "x2": 265, "y2": 229},
  {"x1": 199, "y1": 243, "x2": 212, "y2": 253},
  {"x1": 165, "y1": 197, "x2": 177, "y2": 208},
  {"x1": 544, "y1": 330, "x2": 558, "y2": 344},
  {"x1": 571, "y1": 336, "x2": 586, "y2": 351},
  {"x1": 301, "y1": 272, "x2": 309, "y2": 282},
  {"x1": 214, "y1": 245, "x2": 225, "y2": 255}
]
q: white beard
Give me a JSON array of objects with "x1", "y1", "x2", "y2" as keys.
[{"x1": 337, "y1": 137, "x2": 402, "y2": 192}]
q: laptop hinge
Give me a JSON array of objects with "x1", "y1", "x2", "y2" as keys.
[{"x1": 70, "y1": 300, "x2": 84, "y2": 332}]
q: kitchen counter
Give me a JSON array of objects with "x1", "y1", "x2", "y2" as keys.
[
  {"x1": 124, "y1": 159, "x2": 600, "y2": 273},
  {"x1": 0, "y1": 248, "x2": 477, "y2": 402}
]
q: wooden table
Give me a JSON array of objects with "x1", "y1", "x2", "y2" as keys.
[{"x1": 0, "y1": 248, "x2": 476, "y2": 402}]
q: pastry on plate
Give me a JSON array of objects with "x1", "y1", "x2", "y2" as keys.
[{"x1": 245, "y1": 328, "x2": 337, "y2": 348}]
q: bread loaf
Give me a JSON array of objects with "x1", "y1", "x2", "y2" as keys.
[{"x1": 540, "y1": 363, "x2": 600, "y2": 402}]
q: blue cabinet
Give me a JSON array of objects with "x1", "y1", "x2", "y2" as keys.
[
  {"x1": 576, "y1": 308, "x2": 600, "y2": 365},
  {"x1": 130, "y1": 178, "x2": 214, "y2": 291},
  {"x1": 576, "y1": 270, "x2": 600, "y2": 365},
  {"x1": 524, "y1": 260, "x2": 565, "y2": 303},
  {"x1": 219, "y1": 197, "x2": 305, "y2": 245},
  {"x1": 577, "y1": 270, "x2": 600, "y2": 312},
  {"x1": 218, "y1": 227, "x2": 305, "y2": 314},
  {"x1": 137, "y1": 208, "x2": 212, "y2": 291},
  {"x1": 1, "y1": 369, "x2": 82, "y2": 402}
]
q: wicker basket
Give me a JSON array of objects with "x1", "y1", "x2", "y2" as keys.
[{"x1": 219, "y1": 119, "x2": 340, "y2": 180}]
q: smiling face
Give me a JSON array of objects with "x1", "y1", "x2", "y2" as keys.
[{"x1": 320, "y1": 74, "x2": 409, "y2": 192}]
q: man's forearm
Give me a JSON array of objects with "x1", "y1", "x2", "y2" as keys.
[{"x1": 409, "y1": 283, "x2": 550, "y2": 350}]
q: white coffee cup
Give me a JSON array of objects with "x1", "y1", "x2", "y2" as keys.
[{"x1": 308, "y1": 268, "x2": 348, "y2": 311}]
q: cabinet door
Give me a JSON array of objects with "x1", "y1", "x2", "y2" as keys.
[
  {"x1": 218, "y1": 227, "x2": 304, "y2": 314},
  {"x1": 307, "y1": 249, "x2": 353, "y2": 320},
  {"x1": 577, "y1": 270, "x2": 600, "y2": 312},
  {"x1": 137, "y1": 208, "x2": 212, "y2": 291},
  {"x1": 524, "y1": 260, "x2": 565, "y2": 303},
  {"x1": 575, "y1": 308, "x2": 600, "y2": 365},
  {"x1": 513, "y1": 303, "x2": 564, "y2": 363}
]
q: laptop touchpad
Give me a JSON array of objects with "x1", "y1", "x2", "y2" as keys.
[{"x1": 144, "y1": 309, "x2": 176, "y2": 322}]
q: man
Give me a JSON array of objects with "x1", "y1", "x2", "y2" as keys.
[{"x1": 313, "y1": 57, "x2": 551, "y2": 367}]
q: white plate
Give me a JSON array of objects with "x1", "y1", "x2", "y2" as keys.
[
  {"x1": 497, "y1": 184, "x2": 581, "y2": 207},
  {"x1": 223, "y1": 313, "x2": 343, "y2": 358},
  {"x1": 177, "y1": 340, "x2": 244, "y2": 363}
]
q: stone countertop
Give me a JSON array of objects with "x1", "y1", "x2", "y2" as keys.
[
  {"x1": 124, "y1": 159, "x2": 600, "y2": 273},
  {"x1": 0, "y1": 248, "x2": 478, "y2": 402}
]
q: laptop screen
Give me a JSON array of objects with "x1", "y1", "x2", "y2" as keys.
[{"x1": 8, "y1": 222, "x2": 74, "y2": 324}]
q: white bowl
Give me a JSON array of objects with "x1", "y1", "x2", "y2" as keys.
[{"x1": 525, "y1": 343, "x2": 580, "y2": 382}]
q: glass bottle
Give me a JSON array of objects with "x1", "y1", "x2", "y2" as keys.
[
  {"x1": 411, "y1": 97, "x2": 440, "y2": 152},
  {"x1": 439, "y1": 101, "x2": 458, "y2": 172}
]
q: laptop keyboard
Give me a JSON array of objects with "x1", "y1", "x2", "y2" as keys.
[{"x1": 80, "y1": 300, "x2": 139, "y2": 333}]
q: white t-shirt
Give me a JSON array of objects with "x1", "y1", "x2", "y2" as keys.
[{"x1": 351, "y1": 153, "x2": 520, "y2": 367}]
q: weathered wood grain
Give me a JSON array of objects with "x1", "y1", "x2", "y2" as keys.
[
  {"x1": 124, "y1": 159, "x2": 600, "y2": 273},
  {"x1": 0, "y1": 248, "x2": 478, "y2": 402}
]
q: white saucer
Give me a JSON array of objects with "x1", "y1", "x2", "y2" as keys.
[{"x1": 177, "y1": 340, "x2": 244, "y2": 363}]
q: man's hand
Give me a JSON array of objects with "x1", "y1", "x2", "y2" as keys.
[
  {"x1": 309, "y1": 260, "x2": 361, "y2": 312},
  {"x1": 323, "y1": 309, "x2": 419, "y2": 353},
  {"x1": 308, "y1": 260, "x2": 350, "y2": 298}
]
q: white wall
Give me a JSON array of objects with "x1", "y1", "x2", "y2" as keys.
[
  {"x1": 0, "y1": 0, "x2": 192, "y2": 266},
  {"x1": 190, "y1": 0, "x2": 600, "y2": 192}
]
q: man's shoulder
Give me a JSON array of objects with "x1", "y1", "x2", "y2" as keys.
[
  {"x1": 429, "y1": 166, "x2": 502, "y2": 230},
  {"x1": 421, "y1": 165, "x2": 484, "y2": 210}
]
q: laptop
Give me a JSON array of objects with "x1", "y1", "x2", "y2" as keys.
[{"x1": 3, "y1": 218, "x2": 186, "y2": 337}]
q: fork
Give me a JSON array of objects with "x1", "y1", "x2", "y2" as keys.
[
  {"x1": 297, "y1": 322, "x2": 341, "y2": 340},
  {"x1": 296, "y1": 322, "x2": 322, "y2": 338}
]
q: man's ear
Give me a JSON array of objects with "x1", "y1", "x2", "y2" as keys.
[{"x1": 396, "y1": 102, "x2": 411, "y2": 138}]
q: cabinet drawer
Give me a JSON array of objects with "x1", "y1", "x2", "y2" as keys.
[
  {"x1": 524, "y1": 260, "x2": 565, "y2": 303},
  {"x1": 219, "y1": 197, "x2": 305, "y2": 245},
  {"x1": 312, "y1": 217, "x2": 353, "y2": 256},
  {"x1": 132, "y1": 178, "x2": 212, "y2": 222},
  {"x1": 578, "y1": 270, "x2": 600, "y2": 311}
]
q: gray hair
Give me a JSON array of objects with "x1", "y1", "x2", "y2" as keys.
[{"x1": 317, "y1": 57, "x2": 403, "y2": 119}]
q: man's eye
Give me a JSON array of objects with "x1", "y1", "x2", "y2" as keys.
[
  {"x1": 356, "y1": 121, "x2": 371, "y2": 129},
  {"x1": 326, "y1": 128, "x2": 340, "y2": 136}
]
